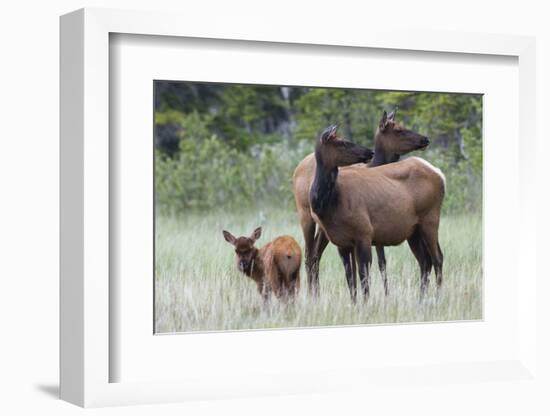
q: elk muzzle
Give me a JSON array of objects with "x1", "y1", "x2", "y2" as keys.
[
  {"x1": 420, "y1": 137, "x2": 430, "y2": 148},
  {"x1": 238, "y1": 258, "x2": 254, "y2": 275},
  {"x1": 362, "y1": 147, "x2": 375, "y2": 163},
  {"x1": 239, "y1": 259, "x2": 248, "y2": 271}
]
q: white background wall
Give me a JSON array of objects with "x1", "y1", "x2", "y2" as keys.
[{"x1": 1, "y1": 0, "x2": 548, "y2": 414}]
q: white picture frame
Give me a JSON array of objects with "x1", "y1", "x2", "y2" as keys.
[{"x1": 60, "y1": 7, "x2": 538, "y2": 408}]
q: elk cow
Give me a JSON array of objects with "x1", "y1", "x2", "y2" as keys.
[
  {"x1": 293, "y1": 110, "x2": 430, "y2": 296},
  {"x1": 309, "y1": 126, "x2": 445, "y2": 302},
  {"x1": 222, "y1": 227, "x2": 302, "y2": 301}
]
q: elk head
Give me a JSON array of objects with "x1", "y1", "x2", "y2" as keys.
[
  {"x1": 222, "y1": 227, "x2": 262, "y2": 276},
  {"x1": 374, "y1": 109, "x2": 430, "y2": 157},
  {"x1": 315, "y1": 125, "x2": 374, "y2": 169}
]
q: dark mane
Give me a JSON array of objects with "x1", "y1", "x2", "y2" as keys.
[{"x1": 310, "y1": 150, "x2": 339, "y2": 218}]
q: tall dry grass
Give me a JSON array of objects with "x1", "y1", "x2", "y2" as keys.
[{"x1": 155, "y1": 207, "x2": 482, "y2": 333}]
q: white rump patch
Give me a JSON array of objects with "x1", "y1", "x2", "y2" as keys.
[{"x1": 410, "y1": 157, "x2": 447, "y2": 191}]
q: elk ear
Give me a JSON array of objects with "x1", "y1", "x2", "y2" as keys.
[
  {"x1": 379, "y1": 111, "x2": 388, "y2": 130},
  {"x1": 251, "y1": 227, "x2": 262, "y2": 242},
  {"x1": 223, "y1": 230, "x2": 237, "y2": 246},
  {"x1": 320, "y1": 125, "x2": 338, "y2": 144},
  {"x1": 388, "y1": 108, "x2": 397, "y2": 121}
]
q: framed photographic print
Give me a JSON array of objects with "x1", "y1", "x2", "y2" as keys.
[{"x1": 60, "y1": 7, "x2": 539, "y2": 408}]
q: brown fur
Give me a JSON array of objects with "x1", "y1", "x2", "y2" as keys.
[
  {"x1": 309, "y1": 126, "x2": 444, "y2": 301},
  {"x1": 293, "y1": 111, "x2": 430, "y2": 296},
  {"x1": 223, "y1": 228, "x2": 302, "y2": 301},
  {"x1": 312, "y1": 158, "x2": 444, "y2": 248}
]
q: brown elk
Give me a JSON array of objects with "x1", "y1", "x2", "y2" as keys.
[
  {"x1": 293, "y1": 110, "x2": 430, "y2": 296},
  {"x1": 309, "y1": 125, "x2": 444, "y2": 302},
  {"x1": 223, "y1": 227, "x2": 302, "y2": 301}
]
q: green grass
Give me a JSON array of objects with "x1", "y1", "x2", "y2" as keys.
[{"x1": 155, "y1": 207, "x2": 482, "y2": 333}]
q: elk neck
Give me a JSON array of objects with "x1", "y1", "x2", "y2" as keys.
[
  {"x1": 310, "y1": 150, "x2": 339, "y2": 219},
  {"x1": 246, "y1": 247, "x2": 265, "y2": 283},
  {"x1": 369, "y1": 146, "x2": 400, "y2": 167}
]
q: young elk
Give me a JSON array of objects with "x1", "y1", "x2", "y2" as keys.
[
  {"x1": 222, "y1": 227, "x2": 302, "y2": 301},
  {"x1": 310, "y1": 126, "x2": 444, "y2": 302},
  {"x1": 293, "y1": 110, "x2": 430, "y2": 296}
]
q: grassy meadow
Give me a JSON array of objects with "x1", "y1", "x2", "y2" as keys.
[
  {"x1": 154, "y1": 207, "x2": 482, "y2": 333},
  {"x1": 153, "y1": 83, "x2": 483, "y2": 333}
]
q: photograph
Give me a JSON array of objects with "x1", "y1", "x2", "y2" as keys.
[{"x1": 153, "y1": 81, "x2": 483, "y2": 333}]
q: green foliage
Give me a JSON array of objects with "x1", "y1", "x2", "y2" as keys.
[
  {"x1": 154, "y1": 109, "x2": 185, "y2": 125},
  {"x1": 155, "y1": 135, "x2": 311, "y2": 214},
  {"x1": 294, "y1": 88, "x2": 377, "y2": 144},
  {"x1": 154, "y1": 81, "x2": 483, "y2": 215}
]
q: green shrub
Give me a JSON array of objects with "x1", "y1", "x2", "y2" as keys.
[
  {"x1": 156, "y1": 136, "x2": 481, "y2": 215},
  {"x1": 155, "y1": 135, "x2": 312, "y2": 214}
]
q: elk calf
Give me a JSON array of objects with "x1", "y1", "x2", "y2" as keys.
[{"x1": 222, "y1": 227, "x2": 302, "y2": 301}]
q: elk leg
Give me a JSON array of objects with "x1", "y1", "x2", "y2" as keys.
[
  {"x1": 376, "y1": 245, "x2": 389, "y2": 296},
  {"x1": 301, "y1": 218, "x2": 317, "y2": 295},
  {"x1": 258, "y1": 281, "x2": 270, "y2": 304},
  {"x1": 338, "y1": 247, "x2": 356, "y2": 303},
  {"x1": 292, "y1": 268, "x2": 300, "y2": 295},
  {"x1": 274, "y1": 273, "x2": 284, "y2": 301},
  {"x1": 419, "y1": 227, "x2": 443, "y2": 291},
  {"x1": 351, "y1": 251, "x2": 357, "y2": 300},
  {"x1": 436, "y1": 242, "x2": 444, "y2": 289},
  {"x1": 310, "y1": 230, "x2": 330, "y2": 297},
  {"x1": 407, "y1": 229, "x2": 432, "y2": 297},
  {"x1": 284, "y1": 269, "x2": 300, "y2": 302},
  {"x1": 355, "y1": 242, "x2": 372, "y2": 302}
]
